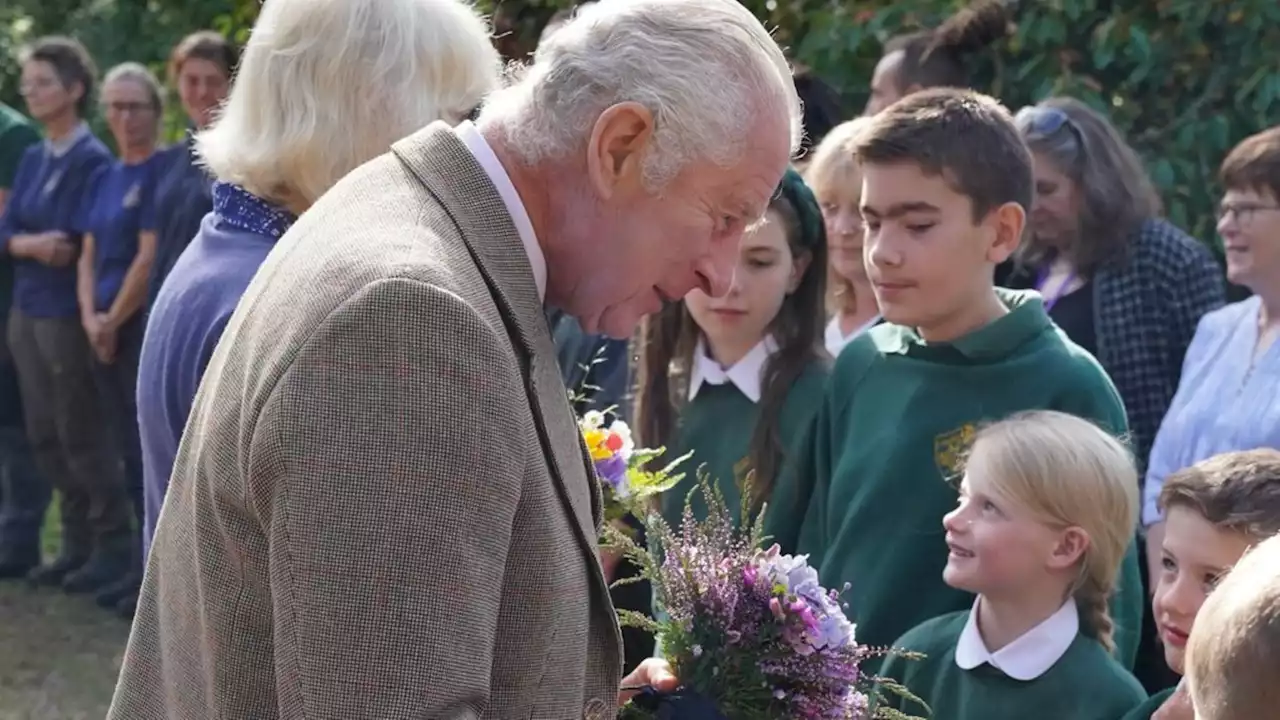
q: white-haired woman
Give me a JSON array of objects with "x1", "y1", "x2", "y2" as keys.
[{"x1": 134, "y1": 0, "x2": 500, "y2": 562}]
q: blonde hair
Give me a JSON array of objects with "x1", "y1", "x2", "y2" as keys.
[
  {"x1": 804, "y1": 118, "x2": 870, "y2": 317},
  {"x1": 1186, "y1": 533, "x2": 1280, "y2": 720},
  {"x1": 967, "y1": 410, "x2": 1138, "y2": 651},
  {"x1": 197, "y1": 0, "x2": 501, "y2": 208}
]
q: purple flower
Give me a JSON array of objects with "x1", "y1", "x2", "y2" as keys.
[{"x1": 594, "y1": 454, "x2": 628, "y2": 494}]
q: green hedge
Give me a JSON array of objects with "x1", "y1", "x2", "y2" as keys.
[{"x1": 6, "y1": 0, "x2": 1277, "y2": 246}]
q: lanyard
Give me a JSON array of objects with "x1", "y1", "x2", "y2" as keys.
[{"x1": 1035, "y1": 266, "x2": 1078, "y2": 313}]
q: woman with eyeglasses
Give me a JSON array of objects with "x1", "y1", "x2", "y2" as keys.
[
  {"x1": 1001, "y1": 97, "x2": 1226, "y2": 692},
  {"x1": 1137, "y1": 126, "x2": 1280, "y2": 705},
  {"x1": 0, "y1": 37, "x2": 124, "y2": 589},
  {"x1": 73, "y1": 62, "x2": 167, "y2": 615}
]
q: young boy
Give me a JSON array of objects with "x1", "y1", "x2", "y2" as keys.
[
  {"x1": 765, "y1": 88, "x2": 1143, "y2": 668},
  {"x1": 1186, "y1": 531, "x2": 1280, "y2": 720},
  {"x1": 1122, "y1": 449, "x2": 1280, "y2": 719}
]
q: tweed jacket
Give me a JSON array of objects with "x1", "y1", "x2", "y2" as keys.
[{"x1": 108, "y1": 123, "x2": 624, "y2": 720}]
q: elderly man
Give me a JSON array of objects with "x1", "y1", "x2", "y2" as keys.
[{"x1": 110, "y1": 0, "x2": 800, "y2": 718}]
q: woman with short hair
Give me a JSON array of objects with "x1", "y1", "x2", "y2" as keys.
[
  {"x1": 136, "y1": 0, "x2": 502, "y2": 561},
  {"x1": 0, "y1": 36, "x2": 120, "y2": 587},
  {"x1": 145, "y1": 30, "x2": 238, "y2": 304}
]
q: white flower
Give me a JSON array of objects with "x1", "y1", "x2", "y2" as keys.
[
  {"x1": 581, "y1": 410, "x2": 606, "y2": 430},
  {"x1": 607, "y1": 420, "x2": 635, "y2": 458}
]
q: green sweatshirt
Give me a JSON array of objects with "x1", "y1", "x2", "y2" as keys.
[
  {"x1": 1118, "y1": 687, "x2": 1176, "y2": 720},
  {"x1": 659, "y1": 360, "x2": 828, "y2": 529},
  {"x1": 877, "y1": 611, "x2": 1146, "y2": 720},
  {"x1": 765, "y1": 290, "x2": 1143, "y2": 669}
]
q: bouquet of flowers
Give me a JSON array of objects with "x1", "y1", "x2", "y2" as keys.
[
  {"x1": 578, "y1": 409, "x2": 690, "y2": 527},
  {"x1": 609, "y1": 479, "x2": 925, "y2": 720}
]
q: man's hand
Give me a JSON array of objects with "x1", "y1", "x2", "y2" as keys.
[{"x1": 618, "y1": 658, "x2": 677, "y2": 706}]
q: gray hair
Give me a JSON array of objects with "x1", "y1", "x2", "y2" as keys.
[
  {"x1": 197, "y1": 0, "x2": 502, "y2": 208},
  {"x1": 479, "y1": 0, "x2": 802, "y2": 189},
  {"x1": 103, "y1": 62, "x2": 163, "y2": 115}
]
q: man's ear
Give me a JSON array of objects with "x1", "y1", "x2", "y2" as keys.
[
  {"x1": 586, "y1": 101, "x2": 655, "y2": 200},
  {"x1": 987, "y1": 201, "x2": 1026, "y2": 264}
]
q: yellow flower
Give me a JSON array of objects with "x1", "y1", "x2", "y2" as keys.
[{"x1": 583, "y1": 428, "x2": 614, "y2": 461}]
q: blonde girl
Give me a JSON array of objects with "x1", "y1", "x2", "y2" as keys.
[
  {"x1": 878, "y1": 411, "x2": 1146, "y2": 719},
  {"x1": 804, "y1": 117, "x2": 880, "y2": 357}
]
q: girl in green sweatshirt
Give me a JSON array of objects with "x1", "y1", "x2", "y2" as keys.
[
  {"x1": 879, "y1": 411, "x2": 1146, "y2": 720},
  {"x1": 635, "y1": 167, "x2": 829, "y2": 532}
]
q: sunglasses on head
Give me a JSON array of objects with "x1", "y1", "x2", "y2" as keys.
[{"x1": 1015, "y1": 105, "x2": 1089, "y2": 161}]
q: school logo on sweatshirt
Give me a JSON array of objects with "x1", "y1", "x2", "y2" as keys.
[
  {"x1": 122, "y1": 182, "x2": 141, "y2": 209},
  {"x1": 933, "y1": 423, "x2": 977, "y2": 480}
]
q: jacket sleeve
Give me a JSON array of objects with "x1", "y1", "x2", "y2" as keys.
[{"x1": 249, "y1": 277, "x2": 529, "y2": 719}]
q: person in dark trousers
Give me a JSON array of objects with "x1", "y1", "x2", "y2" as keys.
[
  {"x1": 0, "y1": 37, "x2": 123, "y2": 588},
  {"x1": 76, "y1": 63, "x2": 166, "y2": 613},
  {"x1": 0, "y1": 101, "x2": 42, "y2": 578}
]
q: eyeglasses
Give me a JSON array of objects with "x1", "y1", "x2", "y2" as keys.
[
  {"x1": 1218, "y1": 202, "x2": 1280, "y2": 229},
  {"x1": 103, "y1": 101, "x2": 156, "y2": 116},
  {"x1": 18, "y1": 77, "x2": 59, "y2": 96},
  {"x1": 1015, "y1": 105, "x2": 1088, "y2": 156}
]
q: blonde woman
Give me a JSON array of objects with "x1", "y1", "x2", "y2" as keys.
[
  {"x1": 133, "y1": 0, "x2": 501, "y2": 566},
  {"x1": 878, "y1": 410, "x2": 1146, "y2": 718},
  {"x1": 804, "y1": 117, "x2": 879, "y2": 356}
]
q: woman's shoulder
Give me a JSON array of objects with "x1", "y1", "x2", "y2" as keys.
[
  {"x1": 1194, "y1": 296, "x2": 1258, "y2": 338},
  {"x1": 1129, "y1": 218, "x2": 1219, "y2": 275}
]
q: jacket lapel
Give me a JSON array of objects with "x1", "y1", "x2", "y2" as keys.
[{"x1": 390, "y1": 123, "x2": 604, "y2": 552}]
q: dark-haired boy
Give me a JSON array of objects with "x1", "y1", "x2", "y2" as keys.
[
  {"x1": 766, "y1": 88, "x2": 1142, "y2": 667},
  {"x1": 1121, "y1": 448, "x2": 1280, "y2": 719}
]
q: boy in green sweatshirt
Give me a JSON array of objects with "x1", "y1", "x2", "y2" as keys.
[{"x1": 765, "y1": 88, "x2": 1143, "y2": 669}]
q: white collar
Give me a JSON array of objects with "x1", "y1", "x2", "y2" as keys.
[
  {"x1": 955, "y1": 597, "x2": 1079, "y2": 681},
  {"x1": 824, "y1": 315, "x2": 880, "y2": 357},
  {"x1": 47, "y1": 122, "x2": 89, "y2": 158},
  {"x1": 453, "y1": 121, "x2": 546, "y2": 300},
  {"x1": 687, "y1": 336, "x2": 778, "y2": 403}
]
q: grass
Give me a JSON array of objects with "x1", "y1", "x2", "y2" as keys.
[{"x1": 0, "y1": 501, "x2": 130, "y2": 720}]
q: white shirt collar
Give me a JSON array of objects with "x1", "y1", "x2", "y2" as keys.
[
  {"x1": 687, "y1": 336, "x2": 778, "y2": 403},
  {"x1": 955, "y1": 597, "x2": 1079, "y2": 681},
  {"x1": 824, "y1": 315, "x2": 880, "y2": 357},
  {"x1": 453, "y1": 121, "x2": 546, "y2": 300}
]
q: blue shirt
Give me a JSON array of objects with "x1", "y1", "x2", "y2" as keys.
[
  {"x1": 1143, "y1": 296, "x2": 1280, "y2": 525},
  {"x1": 138, "y1": 183, "x2": 295, "y2": 556},
  {"x1": 79, "y1": 154, "x2": 164, "y2": 311},
  {"x1": 146, "y1": 135, "x2": 214, "y2": 308},
  {"x1": 0, "y1": 125, "x2": 112, "y2": 317}
]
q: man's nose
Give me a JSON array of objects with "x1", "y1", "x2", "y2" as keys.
[{"x1": 697, "y1": 237, "x2": 738, "y2": 298}]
